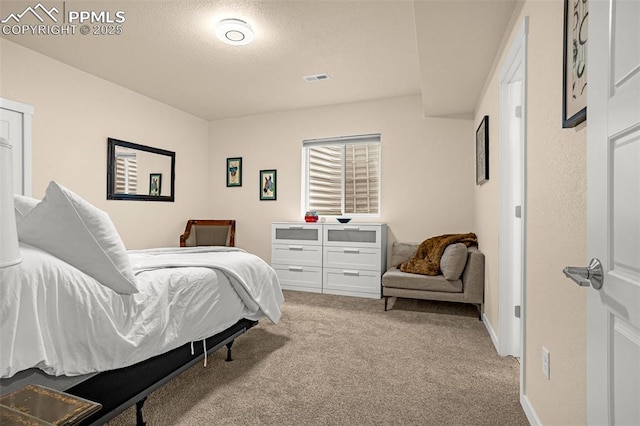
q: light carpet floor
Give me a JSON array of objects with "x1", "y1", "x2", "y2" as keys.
[{"x1": 108, "y1": 290, "x2": 529, "y2": 425}]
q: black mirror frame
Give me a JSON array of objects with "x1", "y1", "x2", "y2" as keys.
[{"x1": 107, "y1": 138, "x2": 176, "y2": 202}]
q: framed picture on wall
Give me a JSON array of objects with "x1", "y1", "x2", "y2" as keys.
[
  {"x1": 149, "y1": 173, "x2": 162, "y2": 196},
  {"x1": 226, "y1": 157, "x2": 242, "y2": 187},
  {"x1": 260, "y1": 169, "x2": 277, "y2": 200},
  {"x1": 562, "y1": 0, "x2": 588, "y2": 128},
  {"x1": 476, "y1": 116, "x2": 489, "y2": 185}
]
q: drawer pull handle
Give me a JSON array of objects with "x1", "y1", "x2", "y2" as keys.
[
  {"x1": 343, "y1": 248, "x2": 360, "y2": 253},
  {"x1": 289, "y1": 266, "x2": 304, "y2": 272},
  {"x1": 343, "y1": 226, "x2": 360, "y2": 231},
  {"x1": 289, "y1": 246, "x2": 304, "y2": 251},
  {"x1": 343, "y1": 270, "x2": 360, "y2": 276},
  {"x1": 288, "y1": 226, "x2": 304, "y2": 229}
]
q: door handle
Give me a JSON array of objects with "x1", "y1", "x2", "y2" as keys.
[{"x1": 562, "y1": 258, "x2": 604, "y2": 290}]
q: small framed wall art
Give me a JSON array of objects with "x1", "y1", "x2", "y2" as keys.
[
  {"x1": 562, "y1": 0, "x2": 588, "y2": 128},
  {"x1": 260, "y1": 169, "x2": 277, "y2": 200},
  {"x1": 149, "y1": 173, "x2": 162, "y2": 196},
  {"x1": 476, "y1": 115, "x2": 489, "y2": 185},
  {"x1": 226, "y1": 157, "x2": 242, "y2": 187}
]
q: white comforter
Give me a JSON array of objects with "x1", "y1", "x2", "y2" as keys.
[{"x1": 0, "y1": 244, "x2": 283, "y2": 378}]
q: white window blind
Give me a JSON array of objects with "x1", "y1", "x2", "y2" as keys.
[
  {"x1": 304, "y1": 134, "x2": 380, "y2": 216},
  {"x1": 345, "y1": 143, "x2": 380, "y2": 214},
  {"x1": 115, "y1": 154, "x2": 137, "y2": 194}
]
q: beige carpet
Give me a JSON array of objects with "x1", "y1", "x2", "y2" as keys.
[{"x1": 107, "y1": 291, "x2": 529, "y2": 425}]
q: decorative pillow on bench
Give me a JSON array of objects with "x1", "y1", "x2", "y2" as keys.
[{"x1": 440, "y1": 243, "x2": 468, "y2": 281}]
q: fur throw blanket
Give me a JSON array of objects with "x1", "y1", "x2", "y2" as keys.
[{"x1": 399, "y1": 233, "x2": 478, "y2": 275}]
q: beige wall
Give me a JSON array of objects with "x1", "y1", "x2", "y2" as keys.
[
  {"x1": 1, "y1": 40, "x2": 475, "y2": 263},
  {"x1": 208, "y1": 95, "x2": 475, "y2": 262},
  {"x1": 475, "y1": 1, "x2": 587, "y2": 424},
  {"x1": 3, "y1": 5, "x2": 590, "y2": 420},
  {"x1": 0, "y1": 39, "x2": 209, "y2": 249}
]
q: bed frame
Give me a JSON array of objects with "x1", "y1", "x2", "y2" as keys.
[{"x1": 64, "y1": 318, "x2": 258, "y2": 426}]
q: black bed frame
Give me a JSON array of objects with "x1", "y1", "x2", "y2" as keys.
[{"x1": 65, "y1": 318, "x2": 258, "y2": 426}]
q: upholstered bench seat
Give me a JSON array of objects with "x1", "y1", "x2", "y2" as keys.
[
  {"x1": 381, "y1": 269, "x2": 463, "y2": 293},
  {"x1": 382, "y1": 242, "x2": 485, "y2": 319}
]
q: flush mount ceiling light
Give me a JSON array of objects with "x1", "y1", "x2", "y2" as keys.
[{"x1": 215, "y1": 18, "x2": 254, "y2": 46}]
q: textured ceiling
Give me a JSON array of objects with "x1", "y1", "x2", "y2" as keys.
[
  {"x1": 414, "y1": 0, "x2": 518, "y2": 118},
  {"x1": 0, "y1": 0, "x2": 517, "y2": 121}
]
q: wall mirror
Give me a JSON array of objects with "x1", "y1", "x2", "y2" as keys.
[{"x1": 107, "y1": 138, "x2": 175, "y2": 202}]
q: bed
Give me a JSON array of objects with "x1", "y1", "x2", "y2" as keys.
[{"x1": 0, "y1": 181, "x2": 284, "y2": 425}]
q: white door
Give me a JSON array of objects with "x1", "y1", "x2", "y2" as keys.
[
  {"x1": 0, "y1": 108, "x2": 24, "y2": 194},
  {"x1": 507, "y1": 80, "x2": 523, "y2": 357},
  {"x1": 586, "y1": 0, "x2": 640, "y2": 424},
  {"x1": 0, "y1": 98, "x2": 33, "y2": 196},
  {"x1": 501, "y1": 79, "x2": 523, "y2": 357}
]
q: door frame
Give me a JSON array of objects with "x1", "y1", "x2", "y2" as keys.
[
  {"x1": 499, "y1": 77, "x2": 524, "y2": 358},
  {"x1": 498, "y1": 16, "x2": 528, "y2": 359},
  {"x1": 497, "y1": 18, "x2": 528, "y2": 414},
  {"x1": 0, "y1": 97, "x2": 34, "y2": 196}
]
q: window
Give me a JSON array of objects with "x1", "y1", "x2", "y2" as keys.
[
  {"x1": 115, "y1": 152, "x2": 138, "y2": 194},
  {"x1": 303, "y1": 134, "x2": 380, "y2": 216}
]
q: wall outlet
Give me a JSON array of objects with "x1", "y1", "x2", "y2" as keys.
[{"x1": 542, "y1": 347, "x2": 550, "y2": 380}]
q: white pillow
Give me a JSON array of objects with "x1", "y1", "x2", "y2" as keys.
[
  {"x1": 14, "y1": 194, "x2": 40, "y2": 222},
  {"x1": 17, "y1": 181, "x2": 138, "y2": 294}
]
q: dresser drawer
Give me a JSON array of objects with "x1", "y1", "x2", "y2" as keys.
[
  {"x1": 323, "y1": 224, "x2": 383, "y2": 248},
  {"x1": 323, "y1": 268, "x2": 381, "y2": 298},
  {"x1": 323, "y1": 246, "x2": 381, "y2": 271},
  {"x1": 272, "y1": 244, "x2": 322, "y2": 267},
  {"x1": 272, "y1": 223, "x2": 321, "y2": 246},
  {"x1": 273, "y1": 264, "x2": 322, "y2": 292}
]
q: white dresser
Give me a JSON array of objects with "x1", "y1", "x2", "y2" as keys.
[
  {"x1": 271, "y1": 223, "x2": 323, "y2": 293},
  {"x1": 271, "y1": 222, "x2": 387, "y2": 298}
]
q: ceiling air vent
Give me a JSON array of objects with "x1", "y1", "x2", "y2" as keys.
[{"x1": 303, "y1": 73, "x2": 329, "y2": 82}]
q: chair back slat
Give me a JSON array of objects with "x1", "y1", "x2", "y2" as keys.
[{"x1": 180, "y1": 220, "x2": 235, "y2": 247}]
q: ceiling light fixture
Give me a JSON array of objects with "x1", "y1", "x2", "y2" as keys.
[{"x1": 215, "y1": 18, "x2": 254, "y2": 46}]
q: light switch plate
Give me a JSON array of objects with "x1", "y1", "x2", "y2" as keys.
[{"x1": 542, "y1": 347, "x2": 550, "y2": 380}]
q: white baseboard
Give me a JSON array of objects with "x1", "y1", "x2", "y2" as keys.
[
  {"x1": 483, "y1": 312, "x2": 500, "y2": 354},
  {"x1": 521, "y1": 393, "x2": 542, "y2": 426},
  {"x1": 484, "y1": 313, "x2": 537, "y2": 425}
]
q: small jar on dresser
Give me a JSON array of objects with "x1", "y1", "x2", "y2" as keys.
[{"x1": 271, "y1": 222, "x2": 387, "y2": 298}]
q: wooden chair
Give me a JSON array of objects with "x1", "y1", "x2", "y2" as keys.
[{"x1": 180, "y1": 220, "x2": 236, "y2": 247}]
